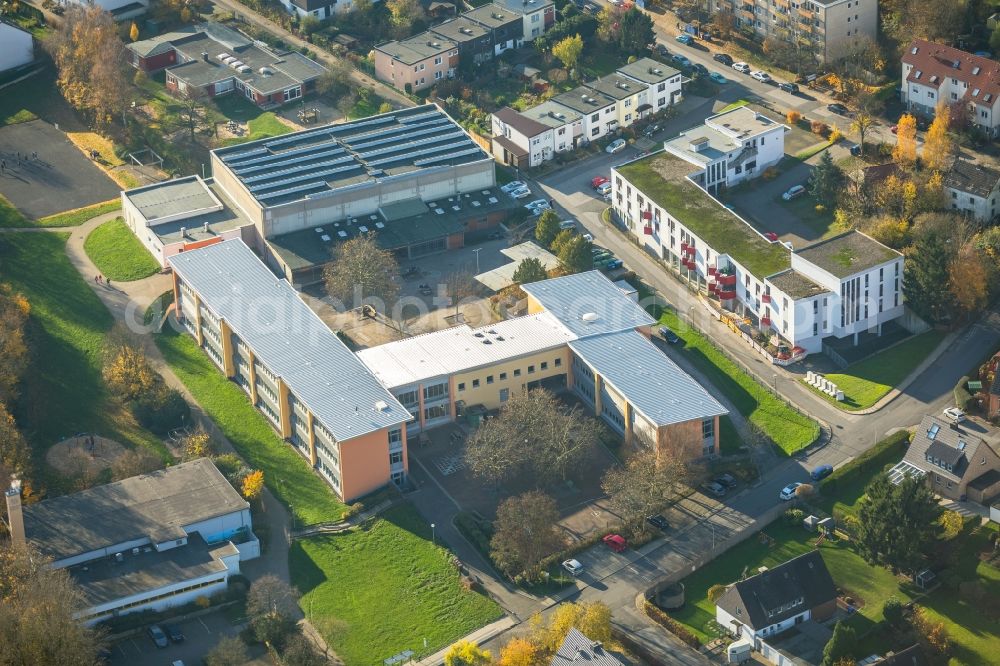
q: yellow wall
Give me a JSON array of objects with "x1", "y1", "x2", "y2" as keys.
[
  {"x1": 452, "y1": 347, "x2": 571, "y2": 410},
  {"x1": 526, "y1": 295, "x2": 545, "y2": 314}
]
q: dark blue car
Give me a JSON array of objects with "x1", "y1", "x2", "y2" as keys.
[{"x1": 810, "y1": 464, "x2": 833, "y2": 481}]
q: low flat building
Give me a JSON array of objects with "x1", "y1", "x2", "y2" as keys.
[
  {"x1": 169, "y1": 239, "x2": 412, "y2": 499},
  {"x1": 0, "y1": 20, "x2": 33, "y2": 74},
  {"x1": 896, "y1": 415, "x2": 1000, "y2": 503},
  {"x1": 944, "y1": 159, "x2": 1000, "y2": 223},
  {"x1": 373, "y1": 34, "x2": 459, "y2": 93},
  {"x1": 6, "y1": 459, "x2": 257, "y2": 625}
]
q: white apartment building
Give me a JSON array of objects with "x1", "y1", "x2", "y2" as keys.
[
  {"x1": 0, "y1": 21, "x2": 33, "y2": 74},
  {"x1": 943, "y1": 159, "x2": 1000, "y2": 223},
  {"x1": 492, "y1": 0, "x2": 554, "y2": 40},
  {"x1": 901, "y1": 39, "x2": 1000, "y2": 137},
  {"x1": 552, "y1": 86, "x2": 621, "y2": 142},
  {"x1": 663, "y1": 107, "x2": 786, "y2": 192},
  {"x1": 611, "y1": 151, "x2": 904, "y2": 354}
]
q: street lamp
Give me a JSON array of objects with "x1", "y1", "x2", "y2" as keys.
[
  {"x1": 472, "y1": 248, "x2": 482, "y2": 274},
  {"x1": 431, "y1": 523, "x2": 436, "y2": 545}
]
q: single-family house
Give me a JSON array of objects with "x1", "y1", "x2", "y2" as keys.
[
  {"x1": 871, "y1": 644, "x2": 930, "y2": 666},
  {"x1": 551, "y1": 86, "x2": 619, "y2": 142},
  {"x1": 616, "y1": 57, "x2": 683, "y2": 114},
  {"x1": 550, "y1": 628, "x2": 623, "y2": 666},
  {"x1": 373, "y1": 33, "x2": 458, "y2": 92},
  {"x1": 491, "y1": 106, "x2": 554, "y2": 168},
  {"x1": 943, "y1": 159, "x2": 1000, "y2": 223},
  {"x1": 897, "y1": 414, "x2": 1000, "y2": 503}
]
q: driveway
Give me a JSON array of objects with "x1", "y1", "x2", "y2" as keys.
[{"x1": 107, "y1": 610, "x2": 264, "y2": 666}]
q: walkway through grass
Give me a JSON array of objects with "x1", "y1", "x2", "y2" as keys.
[
  {"x1": 291, "y1": 503, "x2": 503, "y2": 666},
  {"x1": 84, "y1": 217, "x2": 160, "y2": 281}
]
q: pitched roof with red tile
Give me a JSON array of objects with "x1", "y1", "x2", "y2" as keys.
[
  {"x1": 902, "y1": 39, "x2": 1000, "y2": 106},
  {"x1": 493, "y1": 106, "x2": 551, "y2": 138}
]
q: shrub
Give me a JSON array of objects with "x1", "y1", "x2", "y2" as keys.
[
  {"x1": 784, "y1": 508, "x2": 805, "y2": 524},
  {"x1": 707, "y1": 584, "x2": 727, "y2": 603},
  {"x1": 953, "y1": 375, "x2": 974, "y2": 410},
  {"x1": 829, "y1": 127, "x2": 843, "y2": 143},
  {"x1": 815, "y1": 204, "x2": 826, "y2": 213},
  {"x1": 786, "y1": 110, "x2": 802, "y2": 124},
  {"x1": 644, "y1": 601, "x2": 701, "y2": 649},
  {"x1": 130, "y1": 387, "x2": 189, "y2": 435},
  {"x1": 820, "y1": 430, "x2": 910, "y2": 494},
  {"x1": 810, "y1": 120, "x2": 829, "y2": 137}
]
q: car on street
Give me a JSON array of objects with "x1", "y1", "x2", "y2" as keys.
[
  {"x1": 562, "y1": 558, "x2": 584, "y2": 576},
  {"x1": 148, "y1": 625, "x2": 169, "y2": 649},
  {"x1": 603, "y1": 534, "x2": 628, "y2": 552},
  {"x1": 658, "y1": 326, "x2": 680, "y2": 344},
  {"x1": 764, "y1": 231, "x2": 779, "y2": 241},
  {"x1": 732, "y1": 61, "x2": 751, "y2": 74},
  {"x1": 778, "y1": 82, "x2": 799, "y2": 93},
  {"x1": 646, "y1": 514, "x2": 670, "y2": 531},
  {"x1": 606, "y1": 138, "x2": 627, "y2": 154},
  {"x1": 643, "y1": 123, "x2": 661, "y2": 137},
  {"x1": 714, "y1": 473, "x2": 737, "y2": 489},
  {"x1": 708, "y1": 71, "x2": 728, "y2": 84},
  {"x1": 692, "y1": 63, "x2": 708, "y2": 76},
  {"x1": 164, "y1": 624, "x2": 185, "y2": 643},
  {"x1": 810, "y1": 464, "x2": 834, "y2": 482},
  {"x1": 582, "y1": 233, "x2": 593, "y2": 242},
  {"x1": 672, "y1": 54, "x2": 691, "y2": 68},
  {"x1": 779, "y1": 482, "x2": 803, "y2": 501},
  {"x1": 524, "y1": 199, "x2": 550, "y2": 215},
  {"x1": 702, "y1": 481, "x2": 727, "y2": 497},
  {"x1": 827, "y1": 103, "x2": 850, "y2": 116},
  {"x1": 713, "y1": 53, "x2": 734, "y2": 66},
  {"x1": 656, "y1": 43, "x2": 670, "y2": 57},
  {"x1": 596, "y1": 181, "x2": 613, "y2": 196},
  {"x1": 782, "y1": 184, "x2": 806, "y2": 201},
  {"x1": 559, "y1": 219, "x2": 577, "y2": 230},
  {"x1": 675, "y1": 34, "x2": 693, "y2": 45},
  {"x1": 591, "y1": 175, "x2": 609, "y2": 189},
  {"x1": 508, "y1": 185, "x2": 531, "y2": 199},
  {"x1": 750, "y1": 70, "x2": 771, "y2": 83},
  {"x1": 943, "y1": 407, "x2": 967, "y2": 423},
  {"x1": 500, "y1": 180, "x2": 526, "y2": 194}
]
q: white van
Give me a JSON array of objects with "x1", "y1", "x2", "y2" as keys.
[{"x1": 596, "y1": 181, "x2": 612, "y2": 196}]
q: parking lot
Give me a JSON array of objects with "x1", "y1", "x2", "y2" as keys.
[{"x1": 107, "y1": 610, "x2": 264, "y2": 666}]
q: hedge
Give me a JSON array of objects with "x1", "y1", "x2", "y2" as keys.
[
  {"x1": 644, "y1": 601, "x2": 701, "y2": 649},
  {"x1": 454, "y1": 511, "x2": 493, "y2": 560},
  {"x1": 819, "y1": 430, "x2": 911, "y2": 494},
  {"x1": 953, "y1": 375, "x2": 974, "y2": 411}
]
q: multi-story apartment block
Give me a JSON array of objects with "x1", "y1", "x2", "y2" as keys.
[
  {"x1": 612, "y1": 151, "x2": 904, "y2": 354},
  {"x1": 169, "y1": 239, "x2": 412, "y2": 500},
  {"x1": 711, "y1": 0, "x2": 877, "y2": 63},
  {"x1": 373, "y1": 34, "x2": 459, "y2": 92},
  {"x1": 663, "y1": 107, "x2": 786, "y2": 192},
  {"x1": 943, "y1": 159, "x2": 1000, "y2": 223},
  {"x1": 901, "y1": 39, "x2": 1000, "y2": 137}
]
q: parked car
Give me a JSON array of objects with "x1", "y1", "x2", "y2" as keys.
[
  {"x1": 603, "y1": 534, "x2": 628, "y2": 552},
  {"x1": 559, "y1": 219, "x2": 577, "y2": 230},
  {"x1": 164, "y1": 624, "x2": 185, "y2": 643},
  {"x1": 692, "y1": 63, "x2": 708, "y2": 76},
  {"x1": 827, "y1": 103, "x2": 850, "y2": 116},
  {"x1": 646, "y1": 514, "x2": 670, "y2": 531},
  {"x1": 500, "y1": 180, "x2": 526, "y2": 194},
  {"x1": 675, "y1": 33, "x2": 693, "y2": 45},
  {"x1": 672, "y1": 54, "x2": 691, "y2": 68},
  {"x1": 708, "y1": 72, "x2": 728, "y2": 84},
  {"x1": 582, "y1": 233, "x2": 594, "y2": 242},
  {"x1": 713, "y1": 53, "x2": 734, "y2": 66},
  {"x1": 606, "y1": 139, "x2": 627, "y2": 154},
  {"x1": 658, "y1": 326, "x2": 680, "y2": 344},
  {"x1": 591, "y1": 175, "x2": 609, "y2": 189},
  {"x1": 779, "y1": 482, "x2": 803, "y2": 501},
  {"x1": 764, "y1": 231, "x2": 779, "y2": 241},
  {"x1": 778, "y1": 82, "x2": 799, "y2": 93},
  {"x1": 943, "y1": 407, "x2": 966, "y2": 423},
  {"x1": 562, "y1": 558, "x2": 584, "y2": 576},
  {"x1": 782, "y1": 184, "x2": 806, "y2": 201},
  {"x1": 656, "y1": 43, "x2": 670, "y2": 57},
  {"x1": 714, "y1": 473, "x2": 737, "y2": 489},
  {"x1": 597, "y1": 181, "x2": 613, "y2": 196},
  {"x1": 509, "y1": 185, "x2": 531, "y2": 199},
  {"x1": 732, "y1": 62, "x2": 751, "y2": 74},
  {"x1": 810, "y1": 464, "x2": 834, "y2": 481},
  {"x1": 643, "y1": 124, "x2": 661, "y2": 137},
  {"x1": 750, "y1": 70, "x2": 771, "y2": 83},
  {"x1": 524, "y1": 199, "x2": 550, "y2": 215},
  {"x1": 148, "y1": 625, "x2": 169, "y2": 649},
  {"x1": 702, "y1": 481, "x2": 727, "y2": 497}
]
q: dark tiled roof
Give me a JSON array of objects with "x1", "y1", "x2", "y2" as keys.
[
  {"x1": 904, "y1": 415, "x2": 986, "y2": 483},
  {"x1": 967, "y1": 468, "x2": 1000, "y2": 491},
  {"x1": 716, "y1": 550, "x2": 836, "y2": 631},
  {"x1": 926, "y1": 439, "x2": 967, "y2": 468},
  {"x1": 493, "y1": 106, "x2": 550, "y2": 138},
  {"x1": 944, "y1": 159, "x2": 1000, "y2": 198},
  {"x1": 550, "y1": 629, "x2": 624, "y2": 666},
  {"x1": 902, "y1": 39, "x2": 1000, "y2": 106}
]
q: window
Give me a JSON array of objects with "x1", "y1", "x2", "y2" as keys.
[
  {"x1": 434, "y1": 71, "x2": 442, "y2": 80},
  {"x1": 702, "y1": 418, "x2": 714, "y2": 439},
  {"x1": 514, "y1": 368, "x2": 521, "y2": 377},
  {"x1": 531, "y1": 12, "x2": 539, "y2": 21},
  {"x1": 487, "y1": 375, "x2": 494, "y2": 384},
  {"x1": 458, "y1": 382, "x2": 465, "y2": 391},
  {"x1": 541, "y1": 362, "x2": 548, "y2": 370},
  {"x1": 554, "y1": 357, "x2": 562, "y2": 367},
  {"x1": 434, "y1": 56, "x2": 442, "y2": 65},
  {"x1": 419, "y1": 63, "x2": 425, "y2": 71},
  {"x1": 472, "y1": 379, "x2": 480, "y2": 388},
  {"x1": 390, "y1": 451, "x2": 403, "y2": 465},
  {"x1": 527, "y1": 365, "x2": 535, "y2": 374},
  {"x1": 424, "y1": 383, "x2": 448, "y2": 400}
]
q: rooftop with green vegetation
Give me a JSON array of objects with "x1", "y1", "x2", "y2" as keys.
[
  {"x1": 767, "y1": 269, "x2": 829, "y2": 300},
  {"x1": 615, "y1": 153, "x2": 791, "y2": 278},
  {"x1": 794, "y1": 230, "x2": 901, "y2": 278}
]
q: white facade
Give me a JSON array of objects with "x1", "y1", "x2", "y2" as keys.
[
  {"x1": 0, "y1": 22, "x2": 33, "y2": 73},
  {"x1": 491, "y1": 113, "x2": 554, "y2": 168},
  {"x1": 947, "y1": 183, "x2": 1000, "y2": 221},
  {"x1": 716, "y1": 605, "x2": 812, "y2": 643},
  {"x1": 277, "y1": 0, "x2": 361, "y2": 17}
]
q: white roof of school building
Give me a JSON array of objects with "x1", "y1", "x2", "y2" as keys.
[
  {"x1": 520, "y1": 270, "x2": 655, "y2": 338},
  {"x1": 168, "y1": 239, "x2": 409, "y2": 440},
  {"x1": 569, "y1": 330, "x2": 727, "y2": 426},
  {"x1": 356, "y1": 312, "x2": 576, "y2": 388}
]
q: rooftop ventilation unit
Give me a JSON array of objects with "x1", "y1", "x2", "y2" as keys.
[
  {"x1": 358, "y1": 225, "x2": 369, "y2": 232},
  {"x1": 223, "y1": 56, "x2": 237, "y2": 64},
  {"x1": 229, "y1": 60, "x2": 244, "y2": 70},
  {"x1": 375, "y1": 400, "x2": 389, "y2": 411},
  {"x1": 217, "y1": 52, "x2": 231, "y2": 61},
  {"x1": 239, "y1": 66, "x2": 251, "y2": 73},
  {"x1": 581, "y1": 312, "x2": 599, "y2": 323},
  {"x1": 321, "y1": 234, "x2": 331, "y2": 241},
  {"x1": 689, "y1": 136, "x2": 710, "y2": 152},
  {"x1": 338, "y1": 230, "x2": 348, "y2": 238},
  {"x1": 315, "y1": 227, "x2": 324, "y2": 232},
  {"x1": 259, "y1": 66, "x2": 275, "y2": 76}
]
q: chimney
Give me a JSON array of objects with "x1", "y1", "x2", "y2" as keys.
[
  {"x1": 180, "y1": 226, "x2": 187, "y2": 238},
  {"x1": 5, "y1": 476, "x2": 26, "y2": 550},
  {"x1": 202, "y1": 51, "x2": 209, "y2": 62}
]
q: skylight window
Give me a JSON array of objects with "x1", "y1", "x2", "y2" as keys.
[
  {"x1": 973, "y1": 66, "x2": 981, "y2": 75},
  {"x1": 914, "y1": 70, "x2": 922, "y2": 79},
  {"x1": 930, "y1": 75, "x2": 939, "y2": 83},
  {"x1": 973, "y1": 88, "x2": 981, "y2": 96},
  {"x1": 911, "y1": 47, "x2": 918, "y2": 55}
]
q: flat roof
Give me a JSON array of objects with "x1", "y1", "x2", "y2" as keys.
[
  {"x1": 429, "y1": 16, "x2": 490, "y2": 43},
  {"x1": 213, "y1": 104, "x2": 491, "y2": 208},
  {"x1": 520, "y1": 270, "x2": 655, "y2": 338},
  {"x1": 123, "y1": 175, "x2": 222, "y2": 223},
  {"x1": 23, "y1": 459, "x2": 247, "y2": 563},
  {"x1": 664, "y1": 125, "x2": 745, "y2": 166},
  {"x1": 356, "y1": 312, "x2": 576, "y2": 388},
  {"x1": 462, "y1": 3, "x2": 521, "y2": 27},
  {"x1": 767, "y1": 269, "x2": 829, "y2": 300},
  {"x1": 616, "y1": 57, "x2": 680, "y2": 85},
  {"x1": 615, "y1": 152, "x2": 791, "y2": 278},
  {"x1": 492, "y1": 0, "x2": 552, "y2": 11},
  {"x1": 140, "y1": 179, "x2": 256, "y2": 245},
  {"x1": 584, "y1": 75, "x2": 646, "y2": 101},
  {"x1": 475, "y1": 241, "x2": 560, "y2": 291},
  {"x1": 706, "y1": 106, "x2": 779, "y2": 139},
  {"x1": 794, "y1": 230, "x2": 901, "y2": 279},
  {"x1": 521, "y1": 100, "x2": 582, "y2": 128},
  {"x1": 375, "y1": 32, "x2": 456, "y2": 64},
  {"x1": 71, "y1": 533, "x2": 238, "y2": 609},
  {"x1": 168, "y1": 239, "x2": 410, "y2": 440},
  {"x1": 569, "y1": 329, "x2": 727, "y2": 426},
  {"x1": 552, "y1": 85, "x2": 617, "y2": 114}
]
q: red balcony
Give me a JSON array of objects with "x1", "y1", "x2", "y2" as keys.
[
  {"x1": 762, "y1": 294, "x2": 771, "y2": 304},
  {"x1": 761, "y1": 317, "x2": 772, "y2": 327},
  {"x1": 685, "y1": 245, "x2": 696, "y2": 256},
  {"x1": 707, "y1": 266, "x2": 718, "y2": 276},
  {"x1": 718, "y1": 273, "x2": 737, "y2": 287},
  {"x1": 680, "y1": 242, "x2": 689, "y2": 253},
  {"x1": 642, "y1": 210, "x2": 652, "y2": 220},
  {"x1": 643, "y1": 225, "x2": 653, "y2": 235},
  {"x1": 708, "y1": 282, "x2": 717, "y2": 293},
  {"x1": 718, "y1": 289, "x2": 737, "y2": 300}
]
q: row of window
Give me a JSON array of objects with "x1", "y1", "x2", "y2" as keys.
[
  {"x1": 456, "y1": 358, "x2": 562, "y2": 392},
  {"x1": 82, "y1": 576, "x2": 225, "y2": 621}
]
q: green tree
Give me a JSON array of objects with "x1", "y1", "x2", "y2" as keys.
[
  {"x1": 821, "y1": 621, "x2": 857, "y2": 666},
  {"x1": 205, "y1": 636, "x2": 249, "y2": 666},
  {"x1": 618, "y1": 8, "x2": 654, "y2": 56},
  {"x1": 490, "y1": 491, "x2": 564, "y2": 579},
  {"x1": 882, "y1": 597, "x2": 905, "y2": 629},
  {"x1": 552, "y1": 34, "x2": 584, "y2": 71},
  {"x1": 903, "y1": 214, "x2": 955, "y2": 323},
  {"x1": 808, "y1": 151, "x2": 843, "y2": 208},
  {"x1": 550, "y1": 228, "x2": 575, "y2": 255},
  {"x1": 535, "y1": 209, "x2": 561, "y2": 247},
  {"x1": 856, "y1": 474, "x2": 942, "y2": 576},
  {"x1": 512, "y1": 257, "x2": 548, "y2": 285},
  {"x1": 557, "y1": 235, "x2": 593, "y2": 274}
]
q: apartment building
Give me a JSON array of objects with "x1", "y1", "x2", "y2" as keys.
[
  {"x1": 276, "y1": 0, "x2": 362, "y2": 19},
  {"x1": 552, "y1": 86, "x2": 620, "y2": 142},
  {"x1": 6, "y1": 460, "x2": 258, "y2": 625},
  {"x1": 943, "y1": 159, "x2": 1000, "y2": 223},
  {"x1": 901, "y1": 39, "x2": 1000, "y2": 137},
  {"x1": 711, "y1": 0, "x2": 877, "y2": 63},
  {"x1": 0, "y1": 20, "x2": 33, "y2": 74},
  {"x1": 127, "y1": 23, "x2": 326, "y2": 108},
  {"x1": 372, "y1": 34, "x2": 459, "y2": 92},
  {"x1": 663, "y1": 106, "x2": 786, "y2": 192},
  {"x1": 494, "y1": 0, "x2": 554, "y2": 40},
  {"x1": 491, "y1": 103, "x2": 584, "y2": 168},
  {"x1": 358, "y1": 271, "x2": 728, "y2": 458},
  {"x1": 168, "y1": 239, "x2": 412, "y2": 500},
  {"x1": 612, "y1": 150, "x2": 904, "y2": 354}
]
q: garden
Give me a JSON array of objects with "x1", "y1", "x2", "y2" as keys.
[{"x1": 83, "y1": 217, "x2": 160, "y2": 281}]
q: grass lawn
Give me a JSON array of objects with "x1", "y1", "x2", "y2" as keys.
[
  {"x1": 219, "y1": 112, "x2": 294, "y2": 146},
  {"x1": 65, "y1": 132, "x2": 125, "y2": 167},
  {"x1": 0, "y1": 233, "x2": 169, "y2": 479},
  {"x1": 84, "y1": 217, "x2": 160, "y2": 281},
  {"x1": 291, "y1": 503, "x2": 503, "y2": 666},
  {"x1": 794, "y1": 141, "x2": 834, "y2": 161},
  {"x1": 803, "y1": 330, "x2": 947, "y2": 410},
  {"x1": 154, "y1": 326, "x2": 347, "y2": 525},
  {"x1": 719, "y1": 99, "x2": 750, "y2": 113},
  {"x1": 776, "y1": 192, "x2": 843, "y2": 239},
  {"x1": 657, "y1": 309, "x2": 818, "y2": 455},
  {"x1": 347, "y1": 92, "x2": 388, "y2": 120},
  {"x1": 2, "y1": 109, "x2": 37, "y2": 126},
  {"x1": 35, "y1": 200, "x2": 122, "y2": 228}
]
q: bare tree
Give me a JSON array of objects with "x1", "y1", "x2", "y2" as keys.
[
  {"x1": 444, "y1": 268, "x2": 481, "y2": 316},
  {"x1": 247, "y1": 575, "x2": 300, "y2": 647},
  {"x1": 490, "y1": 491, "x2": 565, "y2": 580},
  {"x1": 205, "y1": 636, "x2": 249, "y2": 666},
  {"x1": 323, "y1": 232, "x2": 400, "y2": 311},
  {"x1": 602, "y1": 444, "x2": 693, "y2": 531}
]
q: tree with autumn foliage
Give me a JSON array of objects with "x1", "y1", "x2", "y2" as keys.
[
  {"x1": 0, "y1": 403, "x2": 32, "y2": 498},
  {"x1": 183, "y1": 427, "x2": 215, "y2": 460},
  {"x1": 129, "y1": 21, "x2": 139, "y2": 41},
  {"x1": 103, "y1": 331, "x2": 157, "y2": 402},
  {"x1": 949, "y1": 242, "x2": 991, "y2": 316},
  {"x1": 893, "y1": 114, "x2": 918, "y2": 167},
  {"x1": 530, "y1": 601, "x2": 612, "y2": 653},
  {"x1": 0, "y1": 284, "x2": 30, "y2": 405},
  {"x1": 922, "y1": 104, "x2": 954, "y2": 172},
  {"x1": 498, "y1": 638, "x2": 537, "y2": 666},
  {"x1": 241, "y1": 469, "x2": 265, "y2": 500},
  {"x1": 552, "y1": 34, "x2": 584, "y2": 72},
  {"x1": 443, "y1": 641, "x2": 491, "y2": 666}
]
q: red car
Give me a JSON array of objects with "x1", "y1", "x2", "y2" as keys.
[
  {"x1": 764, "y1": 232, "x2": 778, "y2": 241},
  {"x1": 591, "y1": 176, "x2": 609, "y2": 189},
  {"x1": 602, "y1": 534, "x2": 627, "y2": 552}
]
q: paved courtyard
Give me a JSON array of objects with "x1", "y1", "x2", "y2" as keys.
[
  {"x1": 0, "y1": 120, "x2": 120, "y2": 218},
  {"x1": 107, "y1": 609, "x2": 265, "y2": 666}
]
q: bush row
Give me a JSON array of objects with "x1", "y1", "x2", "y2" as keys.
[
  {"x1": 643, "y1": 601, "x2": 701, "y2": 649},
  {"x1": 819, "y1": 429, "x2": 911, "y2": 494},
  {"x1": 953, "y1": 375, "x2": 974, "y2": 411}
]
